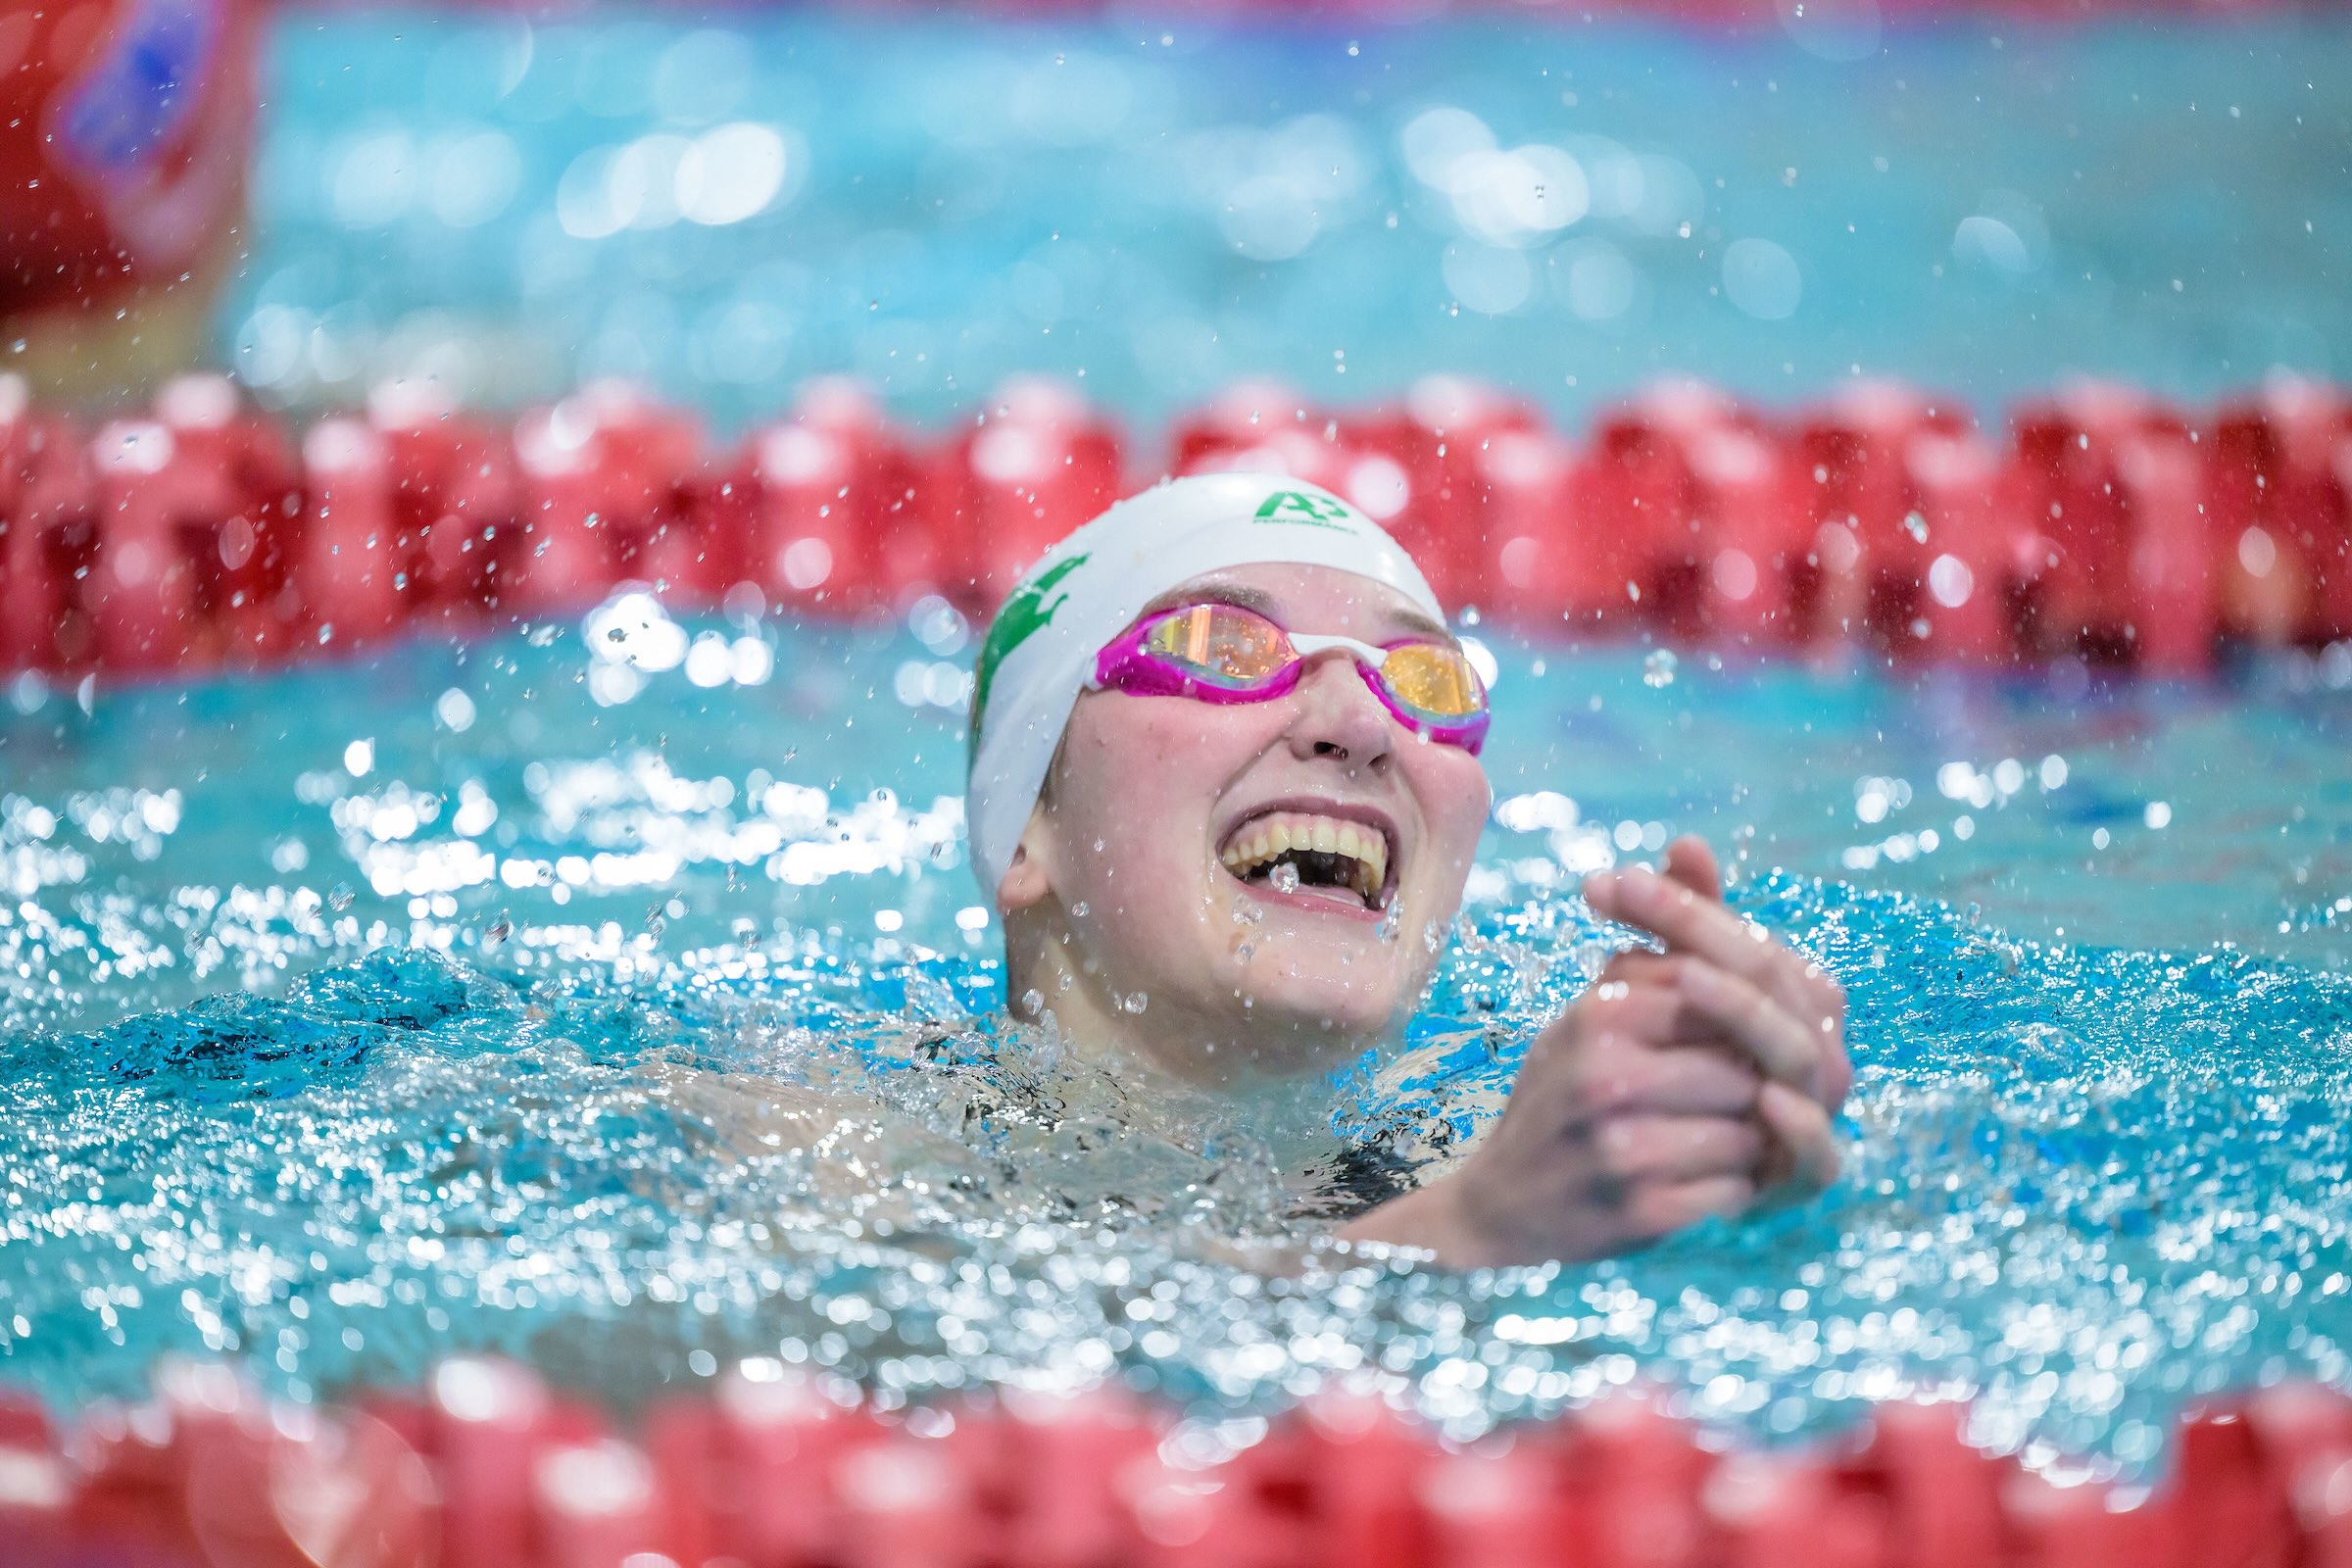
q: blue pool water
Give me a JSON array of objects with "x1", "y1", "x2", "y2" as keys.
[
  {"x1": 228, "y1": 12, "x2": 2352, "y2": 432},
  {"x1": 8, "y1": 0, "x2": 2352, "y2": 1483},
  {"x1": 3, "y1": 607, "x2": 2348, "y2": 1475}
]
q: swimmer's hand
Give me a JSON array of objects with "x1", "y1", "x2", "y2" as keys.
[{"x1": 1338, "y1": 836, "x2": 1849, "y2": 1268}]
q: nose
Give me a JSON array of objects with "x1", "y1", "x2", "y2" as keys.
[{"x1": 1285, "y1": 649, "x2": 1396, "y2": 772}]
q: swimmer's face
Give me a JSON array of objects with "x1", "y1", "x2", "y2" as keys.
[{"x1": 1001, "y1": 564, "x2": 1490, "y2": 1081}]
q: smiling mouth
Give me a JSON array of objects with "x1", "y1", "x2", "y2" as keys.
[{"x1": 1218, "y1": 809, "x2": 1396, "y2": 911}]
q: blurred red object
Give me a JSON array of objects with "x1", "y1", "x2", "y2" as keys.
[
  {"x1": 1465, "y1": 423, "x2": 1611, "y2": 631},
  {"x1": 294, "y1": 416, "x2": 409, "y2": 652},
  {"x1": 24, "y1": 1361, "x2": 2352, "y2": 1567},
  {"x1": 4, "y1": 374, "x2": 2349, "y2": 681},
  {"x1": 1295, "y1": 1390, "x2": 1437, "y2": 1568},
  {"x1": 0, "y1": 1390, "x2": 70, "y2": 1568},
  {"x1": 422, "y1": 1357, "x2": 564, "y2": 1568},
  {"x1": 86, "y1": 416, "x2": 203, "y2": 671},
  {"x1": 1170, "y1": 380, "x2": 1355, "y2": 495},
  {"x1": 1793, "y1": 381, "x2": 1973, "y2": 653},
  {"x1": 650, "y1": 1363, "x2": 878, "y2": 1568},
  {"x1": 2151, "y1": 1405, "x2": 2301, "y2": 1568},
  {"x1": 1895, "y1": 429, "x2": 2025, "y2": 662},
  {"x1": 186, "y1": 1403, "x2": 441, "y2": 1568},
  {"x1": 1418, "y1": 1443, "x2": 1573, "y2": 1568},
  {"x1": 729, "y1": 375, "x2": 936, "y2": 613},
  {"x1": 952, "y1": 1388, "x2": 1162, "y2": 1568},
  {"x1": 535, "y1": 1436, "x2": 676, "y2": 1568},
  {"x1": 506, "y1": 381, "x2": 710, "y2": 615},
  {"x1": 0, "y1": 377, "x2": 98, "y2": 671},
  {"x1": 1587, "y1": 381, "x2": 1806, "y2": 647},
  {"x1": 2006, "y1": 1471, "x2": 2167, "y2": 1568},
  {"x1": 941, "y1": 375, "x2": 1126, "y2": 612},
  {"x1": 1573, "y1": 1392, "x2": 1717, "y2": 1568},
  {"x1": 1342, "y1": 374, "x2": 1544, "y2": 610},
  {"x1": 1839, "y1": 1399, "x2": 2007, "y2": 1568},
  {"x1": 1702, "y1": 1449, "x2": 1886, "y2": 1568},
  {"x1": 835, "y1": 1436, "x2": 990, "y2": 1568},
  {"x1": 153, "y1": 372, "x2": 305, "y2": 664},
  {"x1": 2209, "y1": 376, "x2": 2352, "y2": 646},
  {"x1": 2010, "y1": 382, "x2": 2212, "y2": 669},
  {"x1": 366, "y1": 380, "x2": 520, "y2": 624},
  {"x1": 77, "y1": 376, "x2": 307, "y2": 671},
  {"x1": 0, "y1": 0, "x2": 260, "y2": 318}
]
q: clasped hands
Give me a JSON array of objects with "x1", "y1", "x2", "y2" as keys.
[{"x1": 1344, "y1": 836, "x2": 1851, "y2": 1267}]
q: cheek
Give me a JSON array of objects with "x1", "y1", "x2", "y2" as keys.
[
  {"x1": 1408, "y1": 750, "x2": 1491, "y2": 869},
  {"x1": 1053, "y1": 702, "x2": 1275, "y2": 889}
]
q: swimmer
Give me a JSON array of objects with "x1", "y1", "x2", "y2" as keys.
[{"x1": 966, "y1": 472, "x2": 1851, "y2": 1266}]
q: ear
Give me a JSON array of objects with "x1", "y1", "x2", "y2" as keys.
[{"x1": 994, "y1": 802, "x2": 1055, "y2": 913}]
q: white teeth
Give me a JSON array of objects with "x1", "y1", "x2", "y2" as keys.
[{"x1": 1216, "y1": 810, "x2": 1392, "y2": 906}]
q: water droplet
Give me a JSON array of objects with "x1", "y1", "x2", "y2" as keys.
[
  {"x1": 1071, "y1": 901, "x2": 1090, "y2": 918},
  {"x1": 1378, "y1": 903, "x2": 1402, "y2": 942},
  {"x1": 1270, "y1": 862, "x2": 1301, "y2": 895},
  {"x1": 1643, "y1": 649, "x2": 1679, "y2": 688},
  {"x1": 326, "y1": 882, "x2": 354, "y2": 911},
  {"x1": 1019, "y1": 988, "x2": 1045, "y2": 1016},
  {"x1": 1904, "y1": 512, "x2": 1930, "y2": 544},
  {"x1": 484, "y1": 914, "x2": 512, "y2": 945},
  {"x1": 1121, "y1": 991, "x2": 1149, "y2": 1014}
]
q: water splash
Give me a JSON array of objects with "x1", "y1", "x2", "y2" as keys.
[{"x1": 0, "y1": 618, "x2": 2347, "y2": 1479}]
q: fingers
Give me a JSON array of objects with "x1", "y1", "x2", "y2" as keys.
[
  {"x1": 1660, "y1": 834, "x2": 1723, "y2": 903},
  {"x1": 1570, "y1": 970, "x2": 1784, "y2": 1093},
  {"x1": 1586, "y1": 862, "x2": 1777, "y2": 985},
  {"x1": 1629, "y1": 1175, "x2": 1757, "y2": 1239},
  {"x1": 1673, "y1": 955, "x2": 1827, "y2": 1097},
  {"x1": 1586, "y1": 862, "x2": 1843, "y2": 1051},
  {"x1": 1561, "y1": 1042, "x2": 1763, "y2": 1118},
  {"x1": 1581, "y1": 953, "x2": 1829, "y2": 1101},
  {"x1": 1754, "y1": 1080, "x2": 1841, "y2": 1196},
  {"x1": 1592, "y1": 1114, "x2": 1764, "y2": 1186}
]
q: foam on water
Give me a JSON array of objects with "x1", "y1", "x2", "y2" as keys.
[{"x1": 2, "y1": 607, "x2": 2348, "y2": 1477}]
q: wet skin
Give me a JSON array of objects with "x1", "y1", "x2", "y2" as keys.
[
  {"x1": 997, "y1": 564, "x2": 1490, "y2": 1083},
  {"x1": 1340, "y1": 838, "x2": 1851, "y2": 1266},
  {"x1": 995, "y1": 563, "x2": 1851, "y2": 1266}
]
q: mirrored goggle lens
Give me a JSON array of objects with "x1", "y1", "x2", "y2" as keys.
[
  {"x1": 1140, "y1": 604, "x2": 1293, "y2": 686},
  {"x1": 1379, "y1": 642, "x2": 1488, "y2": 719}
]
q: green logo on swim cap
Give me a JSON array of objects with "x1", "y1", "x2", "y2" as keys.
[
  {"x1": 970, "y1": 551, "x2": 1090, "y2": 755},
  {"x1": 1253, "y1": 489, "x2": 1359, "y2": 529}
]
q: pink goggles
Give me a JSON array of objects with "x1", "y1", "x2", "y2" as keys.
[{"x1": 1090, "y1": 602, "x2": 1491, "y2": 754}]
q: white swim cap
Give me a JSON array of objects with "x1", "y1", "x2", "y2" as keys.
[{"x1": 964, "y1": 471, "x2": 1445, "y2": 900}]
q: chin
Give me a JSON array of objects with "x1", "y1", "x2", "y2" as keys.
[{"x1": 1243, "y1": 972, "x2": 1405, "y2": 1054}]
